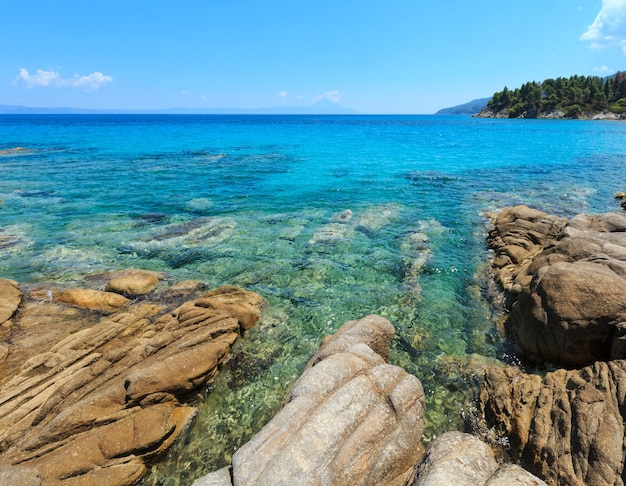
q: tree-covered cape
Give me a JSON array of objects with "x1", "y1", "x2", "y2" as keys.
[{"x1": 486, "y1": 72, "x2": 626, "y2": 118}]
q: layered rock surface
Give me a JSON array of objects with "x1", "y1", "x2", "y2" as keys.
[
  {"x1": 0, "y1": 271, "x2": 263, "y2": 485},
  {"x1": 481, "y1": 362, "x2": 626, "y2": 486},
  {"x1": 194, "y1": 315, "x2": 427, "y2": 486}
]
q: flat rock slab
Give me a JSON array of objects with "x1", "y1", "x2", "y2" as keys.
[{"x1": 0, "y1": 275, "x2": 263, "y2": 485}]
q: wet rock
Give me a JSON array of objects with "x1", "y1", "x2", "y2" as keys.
[
  {"x1": 356, "y1": 204, "x2": 402, "y2": 235},
  {"x1": 331, "y1": 208, "x2": 353, "y2": 223},
  {"x1": 194, "y1": 315, "x2": 426, "y2": 486},
  {"x1": 308, "y1": 222, "x2": 352, "y2": 246},
  {"x1": 53, "y1": 288, "x2": 130, "y2": 313},
  {"x1": 487, "y1": 205, "x2": 626, "y2": 366},
  {"x1": 104, "y1": 268, "x2": 165, "y2": 296},
  {"x1": 0, "y1": 275, "x2": 263, "y2": 485},
  {"x1": 411, "y1": 431, "x2": 545, "y2": 486},
  {"x1": 480, "y1": 362, "x2": 626, "y2": 486}
]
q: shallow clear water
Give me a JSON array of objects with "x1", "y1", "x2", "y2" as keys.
[{"x1": 1, "y1": 115, "x2": 625, "y2": 484}]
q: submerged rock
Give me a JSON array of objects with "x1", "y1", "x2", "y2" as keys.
[
  {"x1": 194, "y1": 315, "x2": 426, "y2": 486},
  {"x1": 0, "y1": 273, "x2": 263, "y2": 485},
  {"x1": 356, "y1": 203, "x2": 402, "y2": 235}
]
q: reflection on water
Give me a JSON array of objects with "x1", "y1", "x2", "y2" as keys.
[{"x1": 1, "y1": 115, "x2": 625, "y2": 484}]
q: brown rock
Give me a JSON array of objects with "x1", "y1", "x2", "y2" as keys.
[
  {"x1": 199, "y1": 285, "x2": 265, "y2": 330},
  {"x1": 488, "y1": 206, "x2": 626, "y2": 366},
  {"x1": 480, "y1": 361, "x2": 626, "y2": 485},
  {"x1": 53, "y1": 288, "x2": 130, "y2": 313},
  {"x1": 0, "y1": 279, "x2": 21, "y2": 324},
  {"x1": 104, "y1": 269, "x2": 164, "y2": 296},
  {"x1": 511, "y1": 261, "x2": 626, "y2": 366},
  {"x1": 0, "y1": 279, "x2": 263, "y2": 485}
]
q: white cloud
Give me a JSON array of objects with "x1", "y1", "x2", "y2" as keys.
[
  {"x1": 595, "y1": 65, "x2": 614, "y2": 74},
  {"x1": 312, "y1": 90, "x2": 342, "y2": 104},
  {"x1": 14, "y1": 68, "x2": 112, "y2": 91},
  {"x1": 277, "y1": 90, "x2": 288, "y2": 99},
  {"x1": 581, "y1": 0, "x2": 626, "y2": 53}
]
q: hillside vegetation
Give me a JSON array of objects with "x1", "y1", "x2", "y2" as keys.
[{"x1": 483, "y1": 72, "x2": 626, "y2": 118}]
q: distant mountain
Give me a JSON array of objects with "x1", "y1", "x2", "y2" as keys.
[
  {"x1": 0, "y1": 99, "x2": 358, "y2": 115},
  {"x1": 436, "y1": 98, "x2": 491, "y2": 115}
]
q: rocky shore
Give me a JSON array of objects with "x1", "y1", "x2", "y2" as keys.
[
  {"x1": 481, "y1": 205, "x2": 626, "y2": 485},
  {"x1": 474, "y1": 108, "x2": 626, "y2": 120},
  {"x1": 2, "y1": 204, "x2": 625, "y2": 485},
  {"x1": 0, "y1": 270, "x2": 263, "y2": 484}
]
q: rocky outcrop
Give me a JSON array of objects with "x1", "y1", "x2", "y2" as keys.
[
  {"x1": 412, "y1": 431, "x2": 546, "y2": 486},
  {"x1": 480, "y1": 362, "x2": 626, "y2": 486},
  {"x1": 487, "y1": 205, "x2": 626, "y2": 367},
  {"x1": 194, "y1": 315, "x2": 426, "y2": 486},
  {"x1": 483, "y1": 205, "x2": 626, "y2": 484},
  {"x1": 0, "y1": 274, "x2": 263, "y2": 485}
]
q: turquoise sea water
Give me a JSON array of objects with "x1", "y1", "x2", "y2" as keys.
[{"x1": 1, "y1": 115, "x2": 625, "y2": 484}]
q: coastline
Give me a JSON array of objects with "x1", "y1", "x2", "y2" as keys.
[{"x1": 474, "y1": 107, "x2": 626, "y2": 120}]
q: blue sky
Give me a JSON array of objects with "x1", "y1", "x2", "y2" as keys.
[{"x1": 2, "y1": 0, "x2": 626, "y2": 113}]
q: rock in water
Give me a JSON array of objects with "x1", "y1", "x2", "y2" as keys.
[
  {"x1": 195, "y1": 315, "x2": 426, "y2": 486},
  {"x1": 411, "y1": 431, "x2": 546, "y2": 486},
  {"x1": 103, "y1": 268, "x2": 165, "y2": 296},
  {"x1": 480, "y1": 362, "x2": 626, "y2": 486},
  {"x1": 487, "y1": 205, "x2": 626, "y2": 366},
  {"x1": 0, "y1": 276, "x2": 263, "y2": 485}
]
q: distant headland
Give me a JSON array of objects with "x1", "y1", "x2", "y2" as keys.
[
  {"x1": 439, "y1": 72, "x2": 626, "y2": 120},
  {"x1": 479, "y1": 72, "x2": 626, "y2": 119}
]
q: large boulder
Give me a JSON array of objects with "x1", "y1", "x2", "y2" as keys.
[
  {"x1": 194, "y1": 315, "x2": 426, "y2": 486},
  {"x1": 411, "y1": 431, "x2": 546, "y2": 486},
  {"x1": 480, "y1": 361, "x2": 626, "y2": 486},
  {"x1": 487, "y1": 206, "x2": 626, "y2": 366},
  {"x1": 0, "y1": 275, "x2": 263, "y2": 485}
]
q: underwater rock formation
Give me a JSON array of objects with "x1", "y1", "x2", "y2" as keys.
[
  {"x1": 194, "y1": 315, "x2": 426, "y2": 486},
  {"x1": 0, "y1": 273, "x2": 263, "y2": 485}
]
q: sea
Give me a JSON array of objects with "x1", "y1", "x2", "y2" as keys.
[{"x1": 1, "y1": 114, "x2": 625, "y2": 484}]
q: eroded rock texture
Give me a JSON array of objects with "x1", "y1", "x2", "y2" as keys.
[
  {"x1": 481, "y1": 362, "x2": 626, "y2": 486},
  {"x1": 487, "y1": 205, "x2": 626, "y2": 367},
  {"x1": 195, "y1": 315, "x2": 426, "y2": 486},
  {"x1": 0, "y1": 274, "x2": 262, "y2": 485}
]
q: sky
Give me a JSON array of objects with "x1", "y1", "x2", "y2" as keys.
[{"x1": 2, "y1": 0, "x2": 626, "y2": 114}]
